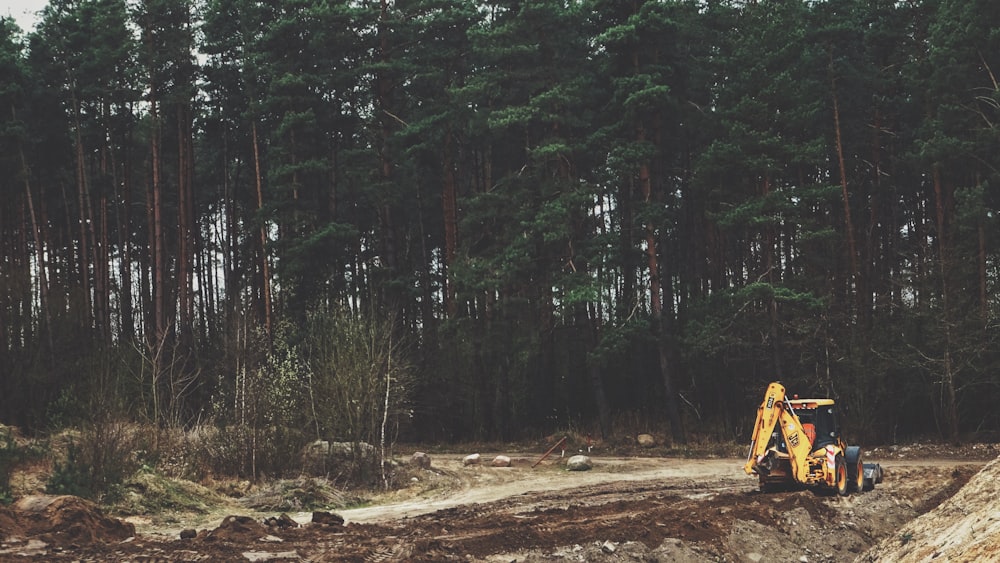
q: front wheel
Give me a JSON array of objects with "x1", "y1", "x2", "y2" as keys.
[{"x1": 835, "y1": 455, "x2": 848, "y2": 496}]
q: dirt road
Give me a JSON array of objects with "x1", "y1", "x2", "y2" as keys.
[{"x1": 1, "y1": 449, "x2": 991, "y2": 562}]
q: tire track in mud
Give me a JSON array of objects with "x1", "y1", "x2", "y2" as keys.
[
  {"x1": 289, "y1": 472, "x2": 830, "y2": 561},
  {"x1": 289, "y1": 462, "x2": 983, "y2": 562}
]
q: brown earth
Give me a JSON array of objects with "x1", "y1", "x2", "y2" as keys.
[
  {"x1": 0, "y1": 444, "x2": 996, "y2": 562},
  {"x1": 862, "y1": 453, "x2": 1000, "y2": 562},
  {"x1": 0, "y1": 495, "x2": 135, "y2": 558}
]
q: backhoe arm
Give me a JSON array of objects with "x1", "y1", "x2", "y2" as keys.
[
  {"x1": 744, "y1": 382, "x2": 786, "y2": 475},
  {"x1": 744, "y1": 381, "x2": 815, "y2": 485},
  {"x1": 774, "y1": 403, "x2": 814, "y2": 483}
]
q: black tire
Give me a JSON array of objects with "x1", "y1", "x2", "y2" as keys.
[
  {"x1": 862, "y1": 463, "x2": 882, "y2": 491},
  {"x1": 835, "y1": 455, "x2": 849, "y2": 496},
  {"x1": 845, "y1": 446, "x2": 864, "y2": 493}
]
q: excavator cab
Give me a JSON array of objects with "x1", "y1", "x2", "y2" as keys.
[
  {"x1": 787, "y1": 399, "x2": 840, "y2": 451},
  {"x1": 770, "y1": 400, "x2": 839, "y2": 454}
]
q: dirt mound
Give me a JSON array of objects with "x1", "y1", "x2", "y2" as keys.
[
  {"x1": 3, "y1": 495, "x2": 135, "y2": 547},
  {"x1": 860, "y1": 455, "x2": 1000, "y2": 562},
  {"x1": 0, "y1": 506, "x2": 20, "y2": 537},
  {"x1": 202, "y1": 514, "x2": 272, "y2": 543}
]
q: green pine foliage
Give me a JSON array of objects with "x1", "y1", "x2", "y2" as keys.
[{"x1": 0, "y1": 0, "x2": 997, "y2": 447}]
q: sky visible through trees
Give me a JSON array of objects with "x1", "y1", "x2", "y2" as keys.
[{"x1": 0, "y1": 0, "x2": 998, "y2": 447}]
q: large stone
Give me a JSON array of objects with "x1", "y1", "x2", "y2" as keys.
[
  {"x1": 263, "y1": 514, "x2": 298, "y2": 529},
  {"x1": 491, "y1": 455, "x2": 512, "y2": 467},
  {"x1": 410, "y1": 451, "x2": 432, "y2": 469},
  {"x1": 311, "y1": 512, "x2": 345, "y2": 527},
  {"x1": 637, "y1": 434, "x2": 656, "y2": 448},
  {"x1": 304, "y1": 441, "x2": 378, "y2": 474},
  {"x1": 307, "y1": 440, "x2": 377, "y2": 459},
  {"x1": 462, "y1": 453, "x2": 481, "y2": 466},
  {"x1": 566, "y1": 455, "x2": 593, "y2": 471}
]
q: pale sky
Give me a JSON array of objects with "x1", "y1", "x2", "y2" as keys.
[{"x1": 2, "y1": 0, "x2": 47, "y2": 33}]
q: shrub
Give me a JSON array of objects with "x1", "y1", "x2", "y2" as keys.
[
  {"x1": 45, "y1": 441, "x2": 92, "y2": 498},
  {"x1": 304, "y1": 306, "x2": 413, "y2": 486},
  {"x1": 45, "y1": 420, "x2": 140, "y2": 502},
  {"x1": 203, "y1": 309, "x2": 414, "y2": 486},
  {"x1": 0, "y1": 427, "x2": 24, "y2": 504},
  {"x1": 207, "y1": 321, "x2": 313, "y2": 479}
]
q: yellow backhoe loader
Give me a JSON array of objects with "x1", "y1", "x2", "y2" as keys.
[{"x1": 744, "y1": 382, "x2": 882, "y2": 494}]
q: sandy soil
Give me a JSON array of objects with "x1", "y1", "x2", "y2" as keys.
[
  {"x1": 862, "y1": 454, "x2": 1000, "y2": 562},
  {"x1": 0, "y1": 446, "x2": 995, "y2": 562}
]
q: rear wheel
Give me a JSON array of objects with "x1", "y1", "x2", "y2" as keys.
[
  {"x1": 863, "y1": 463, "x2": 882, "y2": 491},
  {"x1": 846, "y1": 446, "x2": 864, "y2": 493},
  {"x1": 835, "y1": 456, "x2": 848, "y2": 496}
]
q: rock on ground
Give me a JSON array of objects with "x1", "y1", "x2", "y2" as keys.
[
  {"x1": 491, "y1": 455, "x2": 512, "y2": 467},
  {"x1": 463, "y1": 453, "x2": 481, "y2": 466},
  {"x1": 566, "y1": 455, "x2": 593, "y2": 471},
  {"x1": 637, "y1": 434, "x2": 656, "y2": 448},
  {"x1": 410, "y1": 451, "x2": 432, "y2": 469},
  {"x1": 311, "y1": 511, "x2": 345, "y2": 527}
]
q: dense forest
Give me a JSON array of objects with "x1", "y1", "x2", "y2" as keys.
[{"x1": 1, "y1": 0, "x2": 998, "y2": 451}]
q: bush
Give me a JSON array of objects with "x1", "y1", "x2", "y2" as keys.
[
  {"x1": 45, "y1": 441, "x2": 92, "y2": 498},
  {"x1": 207, "y1": 320, "x2": 313, "y2": 480},
  {"x1": 304, "y1": 307, "x2": 413, "y2": 486},
  {"x1": 45, "y1": 420, "x2": 140, "y2": 502},
  {"x1": 0, "y1": 427, "x2": 25, "y2": 504},
  {"x1": 203, "y1": 309, "x2": 414, "y2": 486},
  {"x1": 193, "y1": 423, "x2": 310, "y2": 480},
  {"x1": 240, "y1": 476, "x2": 360, "y2": 511}
]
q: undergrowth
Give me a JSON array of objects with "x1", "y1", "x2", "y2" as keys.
[{"x1": 239, "y1": 477, "x2": 363, "y2": 512}]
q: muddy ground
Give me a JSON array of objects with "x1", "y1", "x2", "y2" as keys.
[{"x1": 0, "y1": 443, "x2": 996, "y2": 562}]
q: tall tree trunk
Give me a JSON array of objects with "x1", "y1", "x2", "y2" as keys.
[
  {"x1": 143, "y1": 169, "x2": 155, "y2": 342},
  {"x1": 619, "y1": 179, "x2": 636, "y2": 314},
  {"x1": 151, "y1": 99, "x2": 166, "y2": 343},
  {"x1": 376, "y1": 0, "x2": 402, "y2": 317},
  {"x1": 251, "y1": 121, "x2": 272, "y2": 338},
  {"x1": 92, "y1": 104, "x2": 112, "y2": 343},
  {"x1": 760, "y1": 174, "x2": 784, "y2": 378},
  {"x1": 116, "y1": 107, "x2": 136, "y2": 343},
  {"x1": 977, "y1": 176, "x2": 988, "y2": 327},
  {"x1": 415, "y1": 183, "x2": 436, "y2": 340},
  {"x1": 830, "y1": 52, "x2": 859, "y2": 299},
  {"x1": 931, "y1": 167, "x2": 959, "y2": 442},
  {"x1": 177, "y1": 104, "x2": 195, "y2": 339},
  {"x1": 442, "y1": 125, "x2": 458, "y2": 318},
  {"x1": 97, "y1": 193, "x2": 110, "y2": 342},
  {"x1": 222, "y1": 135, "x2": 239, "y2": 325},
  {"x1": 978, "y1": 219, "x2": 987, "y2": 326},
  {"x1": 631, "y1": 38, "x2": 685, "y2": 443},
  {"x1": 16, "y1": 132, "x2": 53, "y2": 353},
  {"x1": 71, "y1": 98, "x2": 94, "y2": 328},
  {"x1": 640, "y1": 157, "x2": 685, "y2": 444},
  {"x1": 586, "y1": 302, "x2": 611, "y2": 439}
]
